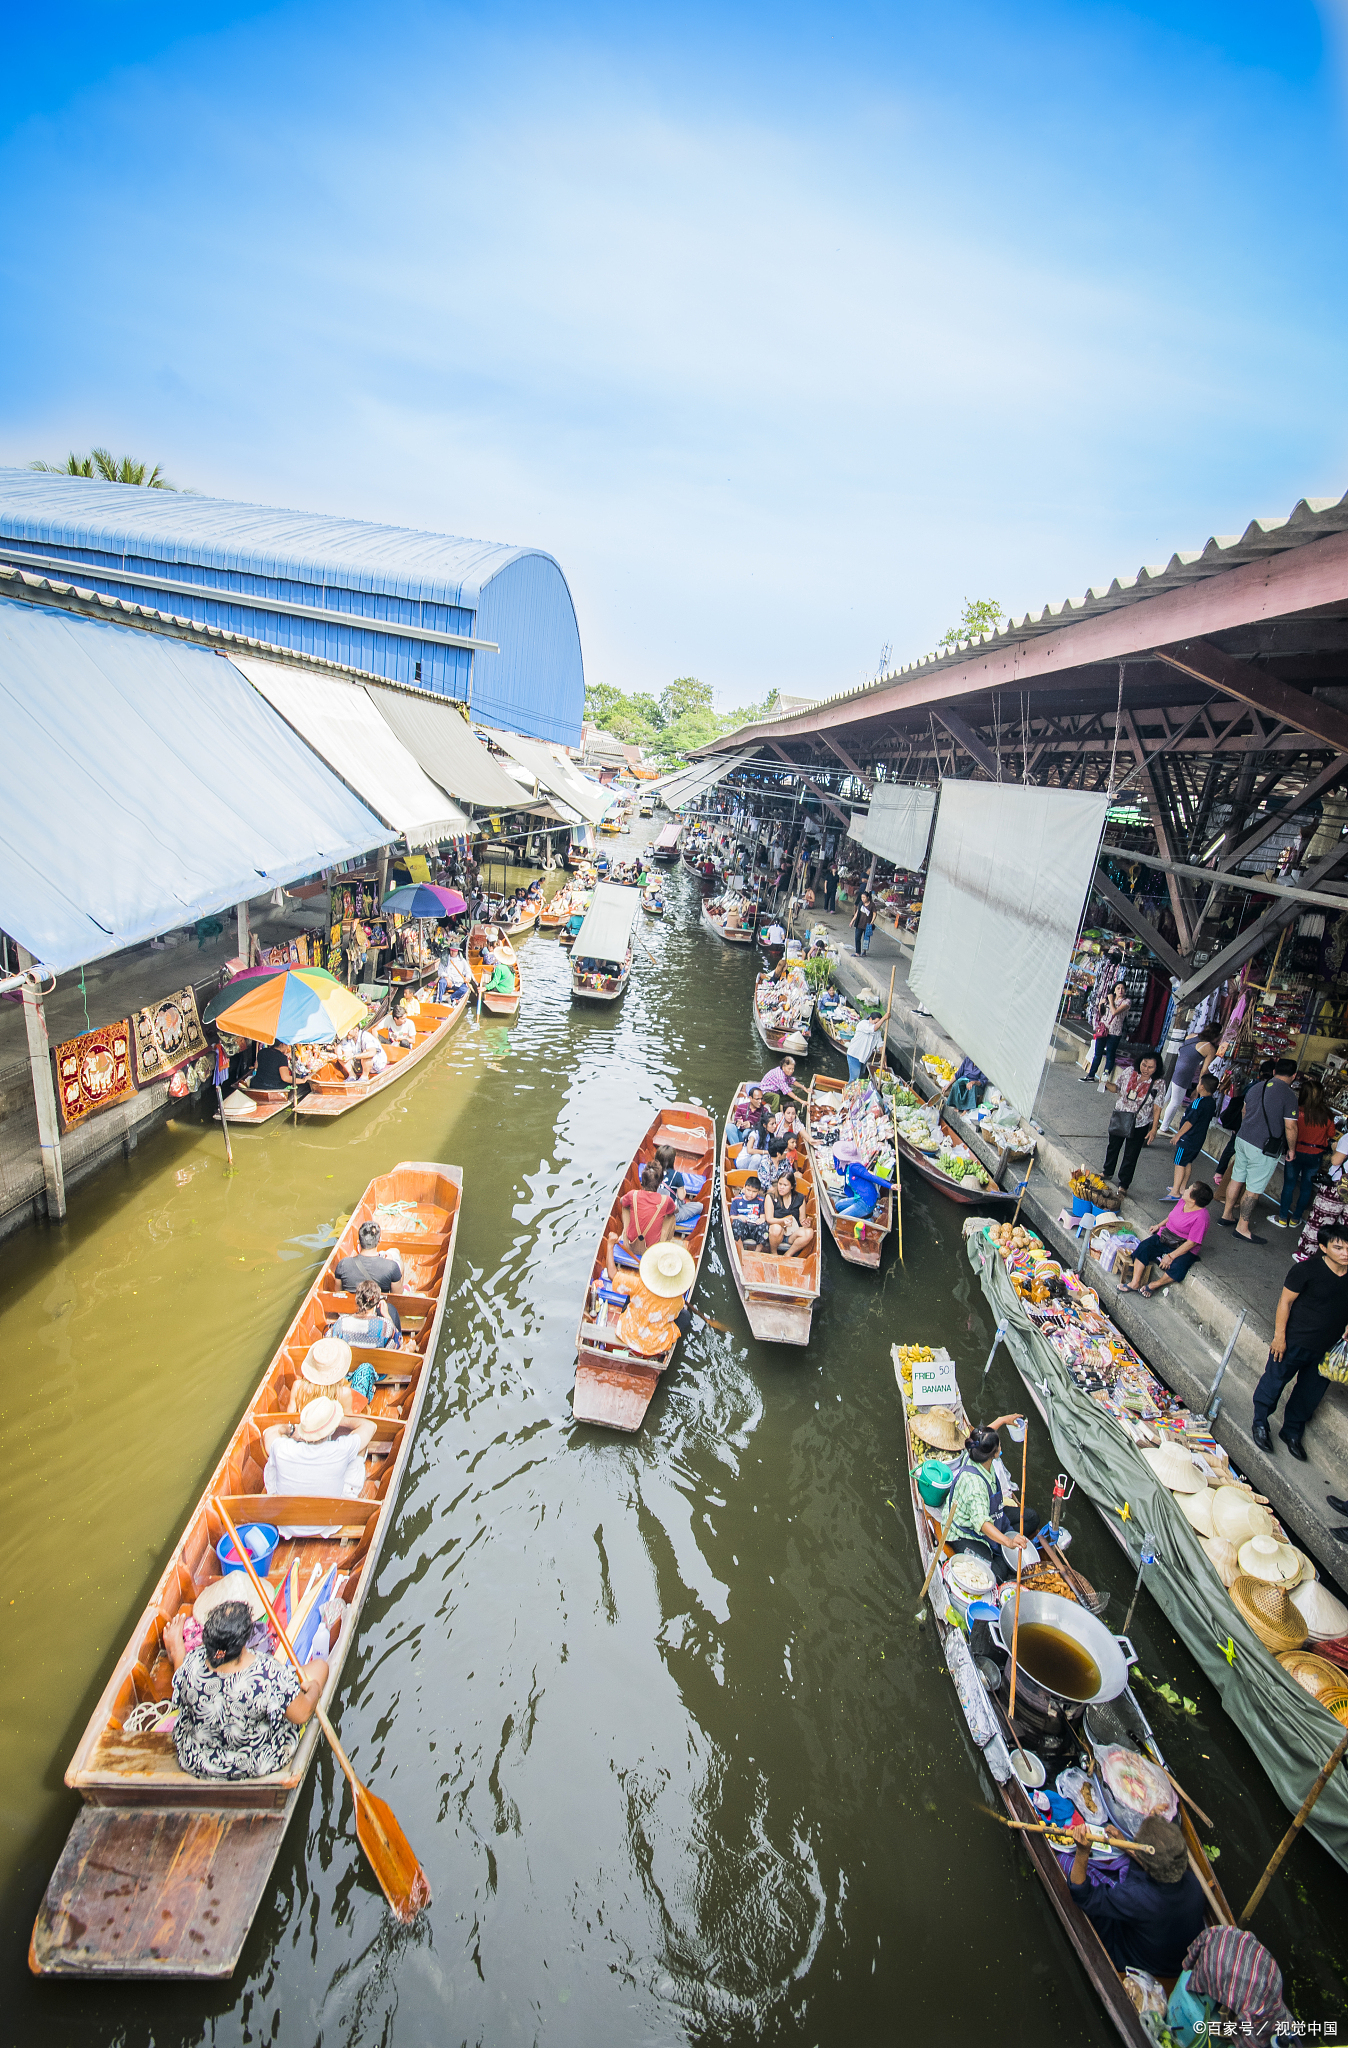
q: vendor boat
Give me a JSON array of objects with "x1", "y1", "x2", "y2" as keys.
[
  {"x1": 571, "y1": 946, "x2": 632, "y2": 1003},
  {"x1": 758, "y1": 931, "x2": 787, "y2": 969},
  {"x1": 753, "y1": 966, "x2": 813, "y2": 1056},
  {"x1": 891, "y1": 1094, "x2": 1013, "y2": 1207},
  {"x1": 573, "y1": 1104, "x2": 716, "y2": 1431},
  {"x1": 719, "y1": 1088, "x2": 821, "y2": 1344},
  {"x1": 896, "y1": 1342, "x2": 1233, "y2": 2048},
  {"x1": 217, "y1": 1081, "x2": 304, "y2": 1129},
  {"x1": 815, "y1": 987, "x2": 880, "y2": 1062},
  {"x1": 805, "y1": 1073, "x2": 896, "y2": 1270},
  {"x1": 468, "y1": 925, "x2": 522, "y2": 1017},
  {"x1": 294, "y1": 991, "x2": 470, "y2": 1119},
  {"x1": 641, "y1": 884, "x2": 665, "y2": 916},
  {"x1": 652, "y1": 824, "x2": 682, "y2": 864},
  {"x1": 702, "y1": 898, "x2": 756, "y2": 946},
  {"x1": 30, "y1": 1161, "x2": 462, "y2": 1981}
]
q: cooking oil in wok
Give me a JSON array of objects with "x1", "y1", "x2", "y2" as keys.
[{"x1": 1016, "y1": 1624, "x2": 1100, "y2": 1701}]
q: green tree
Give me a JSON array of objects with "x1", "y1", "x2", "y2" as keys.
[
  {"x1": 659, "y1": 675, "x2": 713, "y2": 725},
  {"x1": 584, "y1": 682, "x2": 627, "y2": 727},
  {"x1": 29, "y1": 447, "x2": 177, "y2": 489},
  {"x1": 939, "y1": 597, "x2": 1003, "y2": 648},
  {"x1": 629, "y1": 692, "x2": 665, "y2": 731}
]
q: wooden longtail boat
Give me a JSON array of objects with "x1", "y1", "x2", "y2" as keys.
[
  {"x1": 293, "y1": 992, "x2": 469, "y2": 1119},
  {"x1": 652, "y1": 825, "x2": 681, "y2": 864},
  {"x1": 30, "y1": 1161, "x2": 462, "y2": 1981},
  {"x1": 539, "y1": 883, "x2": 586, "y2": 931},
  {"x1": 719, "y1": 1088, "x2": 821, "y2": 1344},
  {"x1": 804, "y1": 1074, "x2": 895, "y2": 1269},
  {"x1": 641, "y1": 885, "x2": 665, "y2": 916},
  {"x1": 892, "y1": 1105, "x2": 1013, "y2": 1207},
  {"x1": 702, "y1": 899, "x2": 756, "y2": 946},
  {"x1": 573, "y1": 1104, "x2": 716, "y2": 1431},
  {"x1": 217, "y1": 1083, "x2": 301, "y2": 1130},
  {"x1": 896, "y1": 1345, "x2": 1233, "y2": 2048},
  {"x1": 467, "y1": 925, "x2": 521, "y2": 1017},
  {"x1": 571, "y1": 947, "x2": 632, "y2": 1003},
  {"x1": 753, "y1": 968, "x2": 812, "y2": 1055}
]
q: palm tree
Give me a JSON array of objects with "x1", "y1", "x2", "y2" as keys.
[{"x1": 29, "y1": 448, "x2": 177, "y2": 489}]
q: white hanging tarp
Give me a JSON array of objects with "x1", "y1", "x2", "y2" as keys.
[
  {"x1": 847, "y1": 783, "x2": 936, "y2": 869},
  {"x1": 910, "y1": 780, "x2": 1109, "y2": 1113}
]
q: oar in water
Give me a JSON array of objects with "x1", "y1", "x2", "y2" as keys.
[
  {"x1": 687, "y1": 1305, "x2": 733, "y2": 1337},
  {"x1": 211, "y1": 1495, "x2": 431, "y2": 1925}
]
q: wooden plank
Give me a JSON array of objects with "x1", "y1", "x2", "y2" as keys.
[
  {"x1": 30, "y1": 1807, "x2": 289, "y2": 1979},
  {"x1": 573, "y1": 1362, "x2": 659, "y2": 1431}
]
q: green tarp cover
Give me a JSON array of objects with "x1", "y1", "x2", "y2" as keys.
[{"x1": 964, "y1": 1218, "x2": 1348, "y2": 1875}]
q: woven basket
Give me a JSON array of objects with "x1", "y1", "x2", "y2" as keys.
[
  {"x1": 1276, "y1": 1650, "x2": 1348, "y2": 1705},
  {"x1": 1230, "y1": 1573, "x2": 1308, "y2": 1654},
  {"x1": 1323, "y1": 1694, "x2": 1348, "y2": 1728}
]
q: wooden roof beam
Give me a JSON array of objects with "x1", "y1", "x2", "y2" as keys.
[
  {"x1": 818, "y1": 731, "x2": 873, "y2": 792},
  {"x1": 764, "y1": 743, "x2": 852, "y2": 827},
  {"x1": 1089, "y1": 871, "x2": 1187, "y2": 979},
  {"x1": 1156, "y1": 639, "x2": 1348, "y2": 754},
  {"x1": 933, "y1": 707, "x2": 1000, "y2": 780}
]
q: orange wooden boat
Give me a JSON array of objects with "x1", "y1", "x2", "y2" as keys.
[
  {"x1": 467, "y1": 924, "x2": 522, "y2": 1017},
  {"x1": 29, "y1": 1161, "x2": 462, "y2": 1981},
  {"x1": 573, "y1": 1104, "x2": 716, "y2": 1431},
  {"x1": 804, "y1": 1073, "x2": 896, "y2": 1270},
  {"x1": 294, "y1": 991, "x2": 469, "y2": 1119},
  {"x1": 719, "y1": 1082, "x2": 821, "y2": 1343}
]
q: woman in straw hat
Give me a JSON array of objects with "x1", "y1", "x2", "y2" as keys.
[
  {"x1": 613, "y1": 1242, "x2": 697, "y2": 1357},
  {"x1": 262, "y1": 1397, "x2": 377, "y2": 1538},
  {"x1": 945, "y1": 1417, "x2": 1033, "y2": 1584},
  {"x1": 286, "y1": 1338, "x2": 376, "y2": 1416}
]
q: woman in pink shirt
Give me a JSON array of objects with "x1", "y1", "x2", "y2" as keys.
[{"x1": 1124, "y1": 1184, "x2": 1214, "y2": 1298}]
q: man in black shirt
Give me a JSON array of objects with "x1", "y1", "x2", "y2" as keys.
[
  {"x1": 334, "y1": 1220, "x2": 403, "y2": 1297},
  {"x1": 1251, "y1": 1223, "x2": 1348, "y2": 1459},
  {"x1": 1066, "y1": 1815, "x2": 1206, "y2": 1977}
]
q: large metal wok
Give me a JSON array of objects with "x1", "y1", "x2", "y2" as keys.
[{"x1": 969, "y1": 1588, "x2": 1135, "y2": 1705}]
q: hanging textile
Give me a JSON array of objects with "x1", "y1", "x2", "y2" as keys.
[{"x1": 129, "y1": 984, "x2": 209, "y2": 1087}]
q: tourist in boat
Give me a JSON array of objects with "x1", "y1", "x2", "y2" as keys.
[
  {"x1": 249, "y1": 1040, "x2": 296, "y2": 1091},
  {"x1": 760, "y1": 1056, "x2": 805, "y2": 1109},
  {"x1": 1065, "y1": 1814, "x2": 1206, "y2": 1979},
  {"x1": 654, "y1": 1143, "x2": 704, "y2": 1228},
  {"x1": 605, "y1": 1163, "x2": 677, "y2": 1283},
  {"x1": 164, "y1": 1582, "x2": 329, "y2": 1781},
  {"x1": 262, "y1": 1396, "x2": 378, "y2": 1515},
  {"x1": 331, "y1": 1278, "x2": 402, "y2": 1350},
  {"x1": 944, "y1": 1421, "x2": 1033, "y2": 1582},
  {"x1": 727, "y1": 1085, "x2": 767, "y2": 1145},
  {"x1": 769, "y1": 1101, "x2": 801, "y2": 1144},
  {"x1": 386, "y1": 1001, "x2": 417, "y2": 1049},
  {"x1": 611, "y1": 1242, "x2": 697, "y2": 1356},
  {"x1": 436, "y1": 942, "x2": 470, "y2": 1003},
  {"x1": 287, "y1": 1336, "x2": 376, "y2": 1416},
  {"x1": 334, "y1": 1219, "x2": 403, "y2": 1293},
  {"x1": 764, "y1": 1173, "x2": 813, "y2": 1259},
  {"x1": 763, "y1": 919, "x2": 785, "y2": 947}
]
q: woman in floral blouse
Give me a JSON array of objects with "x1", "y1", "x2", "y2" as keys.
[
  {"x1": 165, "y1": 1595, "x2": 328, "y2": 1780},
  {"x1": 1100, "y1": 1051, "x2": 1164, "y2": 1193}
]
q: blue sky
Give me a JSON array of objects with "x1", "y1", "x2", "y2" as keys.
[{"x1": 2, "y1": 1, "x2": 1345, "y2": 709}]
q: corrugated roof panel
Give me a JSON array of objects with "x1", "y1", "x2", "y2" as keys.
[
  {"x1": 0, "y1": 598, "x2": 386, "y2": 971},
  {"x1": 488, "y1": 732, "x2": 616, "y2": 825},
  {"x1": 471, "y1": 551, "x2": 585, "y2": 744},
  {"x1": 229, "y1": 656, "x2": 469, "y2": 846}
]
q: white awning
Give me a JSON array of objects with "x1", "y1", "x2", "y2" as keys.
[
  {"x1": 365, "y1": 683, "x2": 532, "y2": 811},
  {"x1": 232, "y1": 656, "x2": 470, "y2": 846},
  {"x1": 847, "y1": 783, "x2": 937, "y2": 869},
  {"x1": 572, "y1": 881, "x2": 638, "y2": 963},
  {"x1": 485, "y1": 730, "x2": 618, "y2": 825},
  {"x1": 651, "y1": 748, "x2": 757, "y2": 809}
]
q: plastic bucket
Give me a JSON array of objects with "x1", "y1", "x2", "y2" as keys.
[
  {"x1": 217, "y1": 1523, "x2": 279, "y2": 1575},
  {"x1": 916, "y1": 1459, "x2": 953, "y2": 1509}
]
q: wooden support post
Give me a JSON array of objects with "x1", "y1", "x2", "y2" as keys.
[
  {"x1": 16, "y1": 946, "x2": 66, "y2": 1222},
  {"x1": 236, "y1": 899, "x2": 251, "y2": 961}
]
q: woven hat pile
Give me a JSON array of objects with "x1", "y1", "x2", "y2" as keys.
[
  {"x1": 1140, "y1": 1442, "x2": 1206, "y2": 1495},
  {"x1": 1276, "y1": 1649, "x2": 1348, "y2": 1706},
  {"x1": 1238, "y1": 1535, "x2": 1304, "y2": 1586},
  {"x1": 914, "y1": 1406, "x2": 967, "y2": 1454},
  {"x1": 1290, "y1": 1579, "x2": 1348, "y2": 1640},
  {"x1": 1211, "y1": 1486, "x2": 1275, "y2": 1544},
  {"x1": 1179, "y1": 1489, "x2": 1216, "y2": 1538},
  {"x1": 1199, "y1": 1535, "x2": 1240, "y2": 1588},
  {"x1": 1229, "y1": 1573, "x2": 1308, "y2": 1654}
]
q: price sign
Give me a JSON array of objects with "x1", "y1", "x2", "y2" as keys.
[{"x1": 910, "y1": 1348, "x2": 960, "y2": 1410}]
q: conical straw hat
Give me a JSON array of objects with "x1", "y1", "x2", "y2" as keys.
[
  {"x1": 1290, "y1": 1578, "x2": 1348, "y2": 1640},
  {"x1": 912, "y1": 1406, "x2": 967, "y2": 1454},
  {"x1": 1229, "y1": 1573, "x2": 1308, "y2": 1654},
  {"x1": 1200, "y1": 1535, "x2": 1240, "y2": 1588},
  {"x1": 1276, "y1": 1649, "x2": 1348, "y2": 1704},
  {"x1": 1140, "y1": 1442, "x2": 1206, "y2": 1495},
  {"x1": 1211, "y1": 1485, "x2": 1275, "y2": 1544},
  {"x1": 1238, "y1": 1535, "x2": 1303, "y2": 1585},
  {"x1": 1178, "y1": 1488, "x2": 1216, "y2": 1538}
]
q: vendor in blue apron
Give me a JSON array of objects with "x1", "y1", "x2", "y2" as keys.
[{"x1": 945, "y1": 1420, "x2": 1033, "y2": 1583}]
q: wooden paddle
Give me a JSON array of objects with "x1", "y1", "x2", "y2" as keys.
[
  {"x1": 688, "y1": 1306, "x2": 733, "y2": 1336},
  {"x1": 979, "y1": 1806, "x2": 1155, "y2": 1857},
  {"x1": 1240, "y1": 1727, "x2": 1348, "y2": 1926},
  {"x1": 211, "y1": 1495, "x2": 431, "y2": 1925},
  {"x1": 215, "y1": 1082, "x2": 235, "y2": 1170}
]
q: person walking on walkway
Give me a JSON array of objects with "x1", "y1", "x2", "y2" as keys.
[
  {"x1": 823, "y1": 863, "x2": 838, "y2": 913},
  {"x1": 1271, "y1": 1076, "x2": 1336, "y2": 1231},
  {"x1": 1219, "y1": 1058, "x2": 1299, "y2": 1245},
  {"x1": 1101, "y1": 1052, "x2": 1163, "y2": 1194},
  {"x1": 851, "y1": 893, "x2": 872, "y2": 955},
  {"x1": 1251, "y1": 1223, "x2": 1348, "y2": 1459},
  {"x1": 1158, "y1": 1032, "x2": 1217, "y2": 1133},
  {"x1": 1085, "y1": 982, "x2": 1131, "y2": 1084}
]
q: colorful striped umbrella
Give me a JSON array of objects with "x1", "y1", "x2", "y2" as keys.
[
  {"x1": 202, "y1": 965, "x2": 367, "y2": 1045},
  {"x1": 381, "y1": 883, "x2": 468, "y2": 919}
]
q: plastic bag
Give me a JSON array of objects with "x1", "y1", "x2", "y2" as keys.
[{"x1": 1320, "y1": 1338, "x2": 1348, "y2": 1385}]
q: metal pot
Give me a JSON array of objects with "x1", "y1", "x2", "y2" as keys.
[{"x1": 987, "y1": 1588, "x2": 1135, "y2": 1705}]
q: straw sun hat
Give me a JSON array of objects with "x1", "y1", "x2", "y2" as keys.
[
  {"x1": 1199, "y1": 1535, "x2": 1240, "y2": 1588},
  {"x1": 1229, "y1": 1574, "x2": 1309, "y2": 1655},
  {"x1": 295, "y1": 1395, "x2": 344, "y2": 1443},
  {"x1": 1178, "y1": 1488, "x2": 1215, "y2": 1539},
  {"x1": 300, "y1": 1337, "x2": 353, "y2": 1388},
  {"x1": 639, "y1": 1242, "x2": 697, "y2": 1298},
  {"x1": 1211, "y1": 1486, "x2": 1275, "y2": 1545},
  {"x1": 912, "y1": 1406, "x2": 968, "y2": 1455},
  {"x1": 1238, "y1": 1535, "x2": 1304, "y2": 1586},
  {"x1": 193, "y1": 1572, "x2": 269, "y2": 1624},
  {"x1": 1276, "y1": 1649, "x2": 1348, "y2": 1706},
  {"x1": 1140, "y1": 1442, "x2": 1206, "y2": 1495},
  {"x1": 1291, "y1": 1579, "x2": 1348, "y2": 1640}
]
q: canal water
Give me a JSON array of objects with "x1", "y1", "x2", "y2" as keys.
[{"x1": 3, "y1": 841, "x2": 1346, "y2": 2044}]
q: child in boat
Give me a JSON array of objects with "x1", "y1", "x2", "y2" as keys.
[
  {"x1": 331, "y1": 1279, "x2": 402, "y2": 1349},
  {"x1": 164, "y1": 1586, "x2": 328, "y2": 1781},
  {"x1": 654, "y1": 1144, "x2": 703, "y2": 1228},
  {"x1": 386, "y1": 1001, "x2": 416, "y2": 1048},
  {"x1": 605, "y1": 1164, "x2": 677, "y2": 1283}
]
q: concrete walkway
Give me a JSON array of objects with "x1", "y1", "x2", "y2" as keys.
[{"x1": 808, "y1": 903, "x2": 1348, "y2": 1593}]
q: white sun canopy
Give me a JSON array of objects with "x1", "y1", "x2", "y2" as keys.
[
  {"x1": 848, "y1": 783, "x2": 937, "y2": 870},
  {"x1": 233, "y1": 657, "x2": 469, "y2": 846},
  {"x1": 486, "y1": 731, "x2": 618, "y2": 826},
  {"x1": 651, "y1": 748, "x2": 757, "y2": 810},
  {"x1": 572, "y1": 881, "x2": 639, "y2": 964},
  {"x1": 910, "y1": 780, "x2": 1109, "y2": 1113}
]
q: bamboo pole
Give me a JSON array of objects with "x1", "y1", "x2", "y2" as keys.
[
  {"x1": 1240, "y1": 1729, "x2": 1348, "y2": 1926},
  {"x1": 1008, "y1": 1425, "x2": 1029, "y2": 1719}
]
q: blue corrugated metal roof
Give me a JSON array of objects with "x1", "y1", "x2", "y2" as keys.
[
  {"x1": 0, "y1": 471, "x2": 586, "y2": 741},
  {"x1": 0, "y1": 597, "x2": 387, "y2": 972}
]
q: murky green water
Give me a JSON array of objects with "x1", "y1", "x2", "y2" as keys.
[{"x1": 3, "y1": 845, "x2": 1346, "y2": 2045}]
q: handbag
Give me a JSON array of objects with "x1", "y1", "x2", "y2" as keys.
[
  {"x1": 1255, "y1": 1083, "x2": 1285, "y2": 1160},
  {"x1": 1319, "y1": 1338, "x2": 1348, "y2": 1386}
]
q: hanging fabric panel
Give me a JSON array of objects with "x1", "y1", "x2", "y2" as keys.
[{"x1": 847, "y1": 783, "x2": 937, "y2": 869}]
